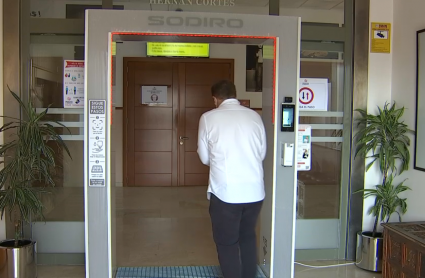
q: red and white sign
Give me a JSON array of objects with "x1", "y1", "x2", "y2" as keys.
[
  {"x1": 299, "y1": 87, "x2": 314, "y2": 105},
  {"x1": 63, "y1": 60, "x2": 85, "y2": 108},
  {"x1": 298, "y1": 78, "x2": 328, "y2": 111}
]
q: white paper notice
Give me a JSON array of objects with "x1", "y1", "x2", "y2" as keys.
[
  {"x1": 88, "y1": 100, "x2": 106, "y2": 187},
  {"x1": 141, "y1": 86, "x2": 167, "y2": 104},
  {"x1": 297, "y1": 125, "x2": 312, "y2": 171},
  {"x1": 299, "y1": 78, "x2": 329, "y2": 111},
  {"x1": 64, "y1": 60, "x2": 84, "y2": 108}
]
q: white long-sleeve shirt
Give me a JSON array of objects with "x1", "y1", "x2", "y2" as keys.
[{"x1": 197, "y1": 99, "x2": 267, "y2": 204}]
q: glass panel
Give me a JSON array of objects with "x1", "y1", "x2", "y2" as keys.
[
  {"x1": 295, "y1": 48, "x2": 344, "y2": 250},
  {"x1": 30, "y1": 35, "x2": 85, "y2": 264},
  {"x1": 298, "y1": 59, "x2": 344, "y2": 220}
]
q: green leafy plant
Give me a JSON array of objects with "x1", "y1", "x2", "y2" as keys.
[
  {"x1": 0, "y1": 88, "x2": 71, "y2": 247},
  {"x1": 355, "y1": 102, "x2": 411, "y2": 237}
]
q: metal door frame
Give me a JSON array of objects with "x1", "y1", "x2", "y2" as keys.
[{"x1": 84, "y1": 10, "x2": 300, "y2": 278}]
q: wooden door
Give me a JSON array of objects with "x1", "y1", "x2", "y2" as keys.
[
  {"x1": 124, "y1": 58, "x2": 233, "y2": 186},
  {"x1": 178, "y1": 62, "x2": 233, "y2": 186}
]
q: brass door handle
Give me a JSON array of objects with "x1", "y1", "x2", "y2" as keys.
[{"x1": 179, "y1": 136, "x2": 189, "y2": 140}]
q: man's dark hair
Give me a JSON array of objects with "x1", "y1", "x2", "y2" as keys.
[{"x1": 211, "y1": 80, "x2": 237, "y2": 100}]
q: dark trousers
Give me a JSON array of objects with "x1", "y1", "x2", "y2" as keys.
[{"x1": 209, "y1": 194, "x2": 263, "y2": 278}]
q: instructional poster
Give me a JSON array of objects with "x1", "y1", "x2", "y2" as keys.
[
  {"x1": 88, "y1": 100, "x2": 106, "y2": 187},
  {"x1": 297, "y1": 125, "x2": 312, "y2": 171},
  {"x1": 63, "y1": 60, "x2": 84, "y2": 108}
]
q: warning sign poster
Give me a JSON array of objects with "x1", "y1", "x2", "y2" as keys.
[{"x1": 371, "y1": 22, "x2": 391, "y2": 53}]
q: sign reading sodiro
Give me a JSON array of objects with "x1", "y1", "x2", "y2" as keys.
[
  {"x1": 148, "y1": 16, "x2": 243, "y2": 28},
  {"x1": 150, "y1": 0, "x2": 235, "y2": 6}
]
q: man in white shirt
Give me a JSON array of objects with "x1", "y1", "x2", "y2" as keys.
[{"x1": 197, "y1": 80, "x2": 267, "y2": 278}]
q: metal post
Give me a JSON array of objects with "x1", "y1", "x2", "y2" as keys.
[
  {"x1": 3, "y1": 0, "x2": 22, "y2": 239},
  {"x1": 344, "y1": 0, "x2": 370, "y2": 260}
]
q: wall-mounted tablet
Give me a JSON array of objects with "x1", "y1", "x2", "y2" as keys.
[{"x1": 281, "y1": 103, "x2": 295, "y2": 132}]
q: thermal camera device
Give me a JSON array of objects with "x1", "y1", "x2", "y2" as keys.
[{"x1": 281, "y1": 103, "x2": 295, "y2": 132}]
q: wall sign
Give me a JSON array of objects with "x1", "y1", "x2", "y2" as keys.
[
  {"x1": 297, "y1": 125, "x2": 311, "y2": 171},
  {"x1": 149, "y1": 0, "x2": 235, "y2": 6},
  {"x1": 88, "y1": 100, "x2": 107, "y2": 187},
  {"x1": 371, "y1": 22, "x2": 391, "y2": 53},
  {"x1": 147, "y1": 42, "x2": 209, "y2": 58},
  {"x1": 63, "y1": 60, "x2": 84, "y2": 108},
  {"x1": 141, "y1": 86, "x2": 168, "y2": 104},
  {"x1": 299, "y1": 78, "x2": 328, "y2": 111}
]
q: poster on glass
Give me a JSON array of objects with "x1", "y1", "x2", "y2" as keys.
[
  {"x1": 63, "y1": 60, "x2": 84, "y2": 108},
  {"x1": 297, "y1": 125, "x2": 312, "y2": 171}
]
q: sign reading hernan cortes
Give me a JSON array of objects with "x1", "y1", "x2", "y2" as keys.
[{"x1": 150, "y1": 0, "x2": 236, "y2": 6}]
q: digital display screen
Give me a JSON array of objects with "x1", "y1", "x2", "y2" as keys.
[
  {"x1": 281, "y1": 104, "x2": 295, "y2": 132},
  {"x1": 147, "y1": 42, "x2": 210, "y2": 57}
]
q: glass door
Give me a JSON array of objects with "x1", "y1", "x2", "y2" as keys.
[
  {"x1": 29, "y1": 34, "x2": 86, "y2": 265},
  {"x1": 295, "y1": 43, "x2": 349, "y2": 260}
]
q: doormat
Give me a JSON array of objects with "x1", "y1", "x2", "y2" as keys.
[{"x1": 116, "y1": 265, "x2": 267, "y2": 278}]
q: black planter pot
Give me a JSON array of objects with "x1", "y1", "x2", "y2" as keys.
[{"x1": 0, "y1": 240, "x2": 37, "y2": 278}]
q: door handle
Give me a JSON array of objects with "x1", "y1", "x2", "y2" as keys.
[{"x1": 179, "y1": 136, "x2": 189, "y2": 140}]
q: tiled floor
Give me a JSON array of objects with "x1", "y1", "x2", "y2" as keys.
[
  {"x1": 114, "y1": 187, "x2": 218, "y2": 266},
  {"x1": 39, "y1": 187, "x2": 381, "y2": 277}
]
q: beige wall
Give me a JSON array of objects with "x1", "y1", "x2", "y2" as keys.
[
  {"x1": 363, "y1": 0, "x2": 394, "y2": 230},
  {"x1": 364, "y1": 0, "x2": 425, "y2": 229},
  {"x1": 391, "y1": 0, "x2": 425, "y2": 223}
]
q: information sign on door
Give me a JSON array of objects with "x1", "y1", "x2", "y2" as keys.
[
  {"x1": 141, "y1": 86, "x2": 167, "y2": 104},
  {"x1": 299, "y1": 78, "x2": 328, "y2": 111}
]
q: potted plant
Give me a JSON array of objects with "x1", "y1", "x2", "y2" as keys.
[
  {"x1": 354, "y1": 102, "x2": 411, "y2": 272},
  {"x1": 0, "y1": 89, "x2": 70, "y2": 278}
]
